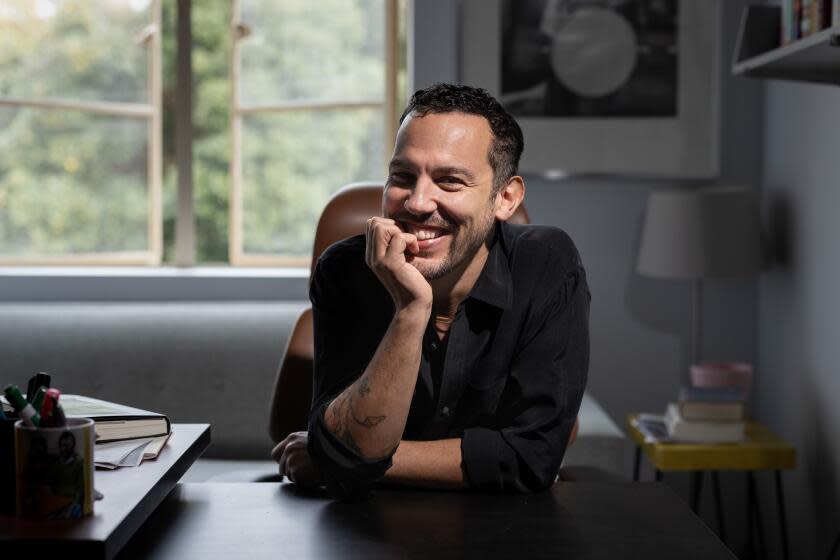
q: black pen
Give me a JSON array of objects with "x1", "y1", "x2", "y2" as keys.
[
  {"x1": 24, "y1": 372, "x2": 50, "y2": 402},
  {"x1": 25, "y1": 374, "x2": 38, "y2": 403},
  {"x1": 34, "y1": 372, "x2": 51, "y2": 391}
]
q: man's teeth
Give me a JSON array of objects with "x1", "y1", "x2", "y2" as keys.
[{"x1": 408, "y1": 227, "x2": 445, "y2": 240}]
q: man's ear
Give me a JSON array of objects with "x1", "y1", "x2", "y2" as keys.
[{"x1": 494, "y1": 176, "x2": 525, "y2": 221}]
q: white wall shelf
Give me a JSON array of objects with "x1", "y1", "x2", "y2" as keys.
[{"x1": 732, "y1": 5, "x2": 840, "y2": 86}]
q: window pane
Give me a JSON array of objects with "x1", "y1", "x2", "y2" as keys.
[
  {"x1": 195, "y1": 0, "x2": 231, "y2": 264},
  {"x1": 239, "y1": 0, "x2": 385, "y2": 105},
  {"x1": 0, "y1": 0, "x2": 152, "y2": 103},
  {"x1": 241, "y1": 108, "x2": 384, "y2": 257},
  {"x1": 0, "y1": 108, "x2": 149, "y2": 256}
]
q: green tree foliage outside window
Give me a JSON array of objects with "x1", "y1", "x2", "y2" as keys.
[
  {"x1": 237, "y1": 0, "x2": 388, "y2": 259},
  {"x1": 0, "y1": 0, "x2": 151, "y2": 257}
]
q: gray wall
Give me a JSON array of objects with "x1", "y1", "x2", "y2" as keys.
[{"x1": 759, "y1": 81, "x2": 840, "y2": 559}]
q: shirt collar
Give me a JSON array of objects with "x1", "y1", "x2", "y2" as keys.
[{"x1": 467, "y1": 221, "x2": 513, "y2": 310}]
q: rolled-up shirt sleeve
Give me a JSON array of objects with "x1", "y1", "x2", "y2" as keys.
[
  {"x1": 306, "y1": 250, "x2": 393, "y2": 500},
  {"x1": 461, "y1": 262, "x2": 590, "y2": 492}
]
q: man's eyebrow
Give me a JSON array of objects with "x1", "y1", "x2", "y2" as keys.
[
  {"x1": 387, "y1": 160, "x2": 477, "y2": 182},
  {"x1": 434, "y1": 166, "x2": 476, "y2": 181},
  {"x1": 388, "y1": 158, "x2": 415, "y2": 171}
]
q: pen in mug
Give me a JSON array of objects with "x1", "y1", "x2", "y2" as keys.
[
  {"x1": 25, "y1": 375, "x2": 38, "y2": 403},
  {"x1": 43, "y1": 389, "x2": 65, "y2": 428},
  {"x1": 25, "y1": 372, "x2": 51, "y2": 403},
  {"x1": 3, "y1": 385, "x2": 40, "y2": 427},
  {"x1": 33, "y1": 372, "x2": 51, "y2": 391},
  {"x1": 40, "y1": 388, "x2": 60, "y2": 427},
  {"x1": 31, "y1": 386, "x2": 47, "y2": 414}
]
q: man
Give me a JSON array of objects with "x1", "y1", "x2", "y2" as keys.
[
  {"x1": 273, "y1": 83, "x2": 589, "y2": 497},
  {"x1": 50, "y1": 431, "x2": 85, "y2": 518}
]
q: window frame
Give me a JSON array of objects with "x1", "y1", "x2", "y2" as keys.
[{"x1": 0, "y1": 0, "x2": 164, "y2": 266}]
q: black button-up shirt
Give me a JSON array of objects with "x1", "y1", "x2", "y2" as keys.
[{"x1": 307, "y1": 221, "x2": 590, "y2": 496}]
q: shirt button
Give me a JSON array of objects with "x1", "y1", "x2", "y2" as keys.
[
  {"x1": 430, "y1": 341, "x2": 438, "y2": 350},
  {"x1": 441, "y1": 406, "x2": 450, "y2": 417}
]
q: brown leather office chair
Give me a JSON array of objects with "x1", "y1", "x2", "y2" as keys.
[{"x1": 268, "y1": 182, "x2": 575, "y2": 445}]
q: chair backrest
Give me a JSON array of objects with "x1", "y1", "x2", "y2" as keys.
[{"x1": 269, "y1": 183, "x2": 530, "y2": 443}]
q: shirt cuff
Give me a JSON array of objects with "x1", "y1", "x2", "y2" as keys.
[
  {"x1": 461, "y1": 426, "x2": 522, "y2": 491},
  {"x1": 307, "y1": 403, "x2": 393, "y2": 501}
]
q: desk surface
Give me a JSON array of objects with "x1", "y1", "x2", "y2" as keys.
[
  {"x1": 118, "y1": 481, "x2": 735, "y2": 560},
  {"x1": 1, "y1": 423, "x2": 210, "y2": 559},
  {"x1": 627, "y1": 415, "x2": 796, "y2": 471}
]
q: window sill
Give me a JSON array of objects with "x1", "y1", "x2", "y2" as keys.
[{"x1": 0, "y1": 266, "x2": 310, "y2": 302}]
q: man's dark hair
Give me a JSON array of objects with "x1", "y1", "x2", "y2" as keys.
[
  {"x1": 399, "y1": 83, "x2": 524, "y2": 193},
  {"x1": 59, "y1": 431, "x2": 76, "y2": 448}
]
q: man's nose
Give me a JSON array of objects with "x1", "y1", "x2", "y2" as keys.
[{"x1": 403, "y1": 176, "x2": 437, "y2": 216}]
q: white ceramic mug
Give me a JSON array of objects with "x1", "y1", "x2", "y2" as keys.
[{"x1": 15, "y1": 417, "x2": 95, "y2": 519}]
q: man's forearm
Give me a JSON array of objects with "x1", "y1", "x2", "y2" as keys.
[
  {"x1": 383, "y1": 439, "x2": 466, "y2": 489},
  {"x1": 324, "y1": 304, "x2": 428, "y2": 458}
]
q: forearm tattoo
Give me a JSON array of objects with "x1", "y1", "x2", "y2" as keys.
[{"x1": 329, "y1": 376, "x2": 386, "y2": 454}]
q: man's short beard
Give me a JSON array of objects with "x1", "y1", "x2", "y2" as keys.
[{"x1": 414, "y1": 207, "x2": 496, "y2": 281}]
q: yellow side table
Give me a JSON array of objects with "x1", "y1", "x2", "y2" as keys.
[{"x1": 627, "y1": 415, "x2": 796, "y2": 560}]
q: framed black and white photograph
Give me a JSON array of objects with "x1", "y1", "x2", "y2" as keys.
[{"x1": 461, "y1": 0, "x2": 720, "y2": 178}]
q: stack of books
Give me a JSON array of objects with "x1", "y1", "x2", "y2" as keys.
[
  {"x1": 664, "y1": 386, "x2": 746, "y2": 443},
  {"x1": 632, "y1": 386, "x2": 747, "y2": 444},
  {"x1": 60, "y1": 395, "x2": 172, "y2": 469}
]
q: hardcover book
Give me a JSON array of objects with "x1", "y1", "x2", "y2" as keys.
[
  {"x1": 678, "y1": 386, "x2": 745, "y2": 422},
  {"x1": 60, "y1": 395, "x2": 171, "y2": 443},
  {"x1": 665, "y1": 404, "x2": 745, "y2": 443}
]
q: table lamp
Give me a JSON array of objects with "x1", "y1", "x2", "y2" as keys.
[{"x1": 636, "y1": 185, "x2": 763, "y2": 366}]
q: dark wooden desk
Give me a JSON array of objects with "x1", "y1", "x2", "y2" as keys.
[
  {"x1": 118, "y1": 481, "x2": 735, "y2": 559},
  {"x1": 1, "y1": 423, "x2": 210, "y2": 559}
]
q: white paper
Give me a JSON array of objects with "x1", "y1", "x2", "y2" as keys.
[{"x1": 95, "y1": 438, "x2": 152, "y2": 469}]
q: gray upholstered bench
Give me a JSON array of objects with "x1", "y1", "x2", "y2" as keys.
[{"x1": 0, "y1": 302, "x2": 628, "y2": 482}]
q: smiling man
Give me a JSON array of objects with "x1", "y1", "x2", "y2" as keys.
[{"x1": 273, "y1": 83, "x2": 590, "y2": 498}]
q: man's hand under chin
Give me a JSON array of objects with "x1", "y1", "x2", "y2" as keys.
[
  {"x1": 365, "y1": 217, "x2": 432, "y2": 312},
  {"x1": 272, "y1": 431, "x2": 324, "y2": 488}
]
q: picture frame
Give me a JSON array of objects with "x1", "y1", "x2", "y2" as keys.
[{"x1": 460, "y1": 0, "x2": 720, "y2": 178}]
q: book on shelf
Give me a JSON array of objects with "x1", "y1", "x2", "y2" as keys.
[
  {"x1": 784, "y1": 0, "x2": 836, "y2": 43},
  {"x1": 60, "y1": 394, "x2": 171, "y2": 444},
  {"x1": 664, "y1": 404, "x2": 745, "y2": 444},
  {"x1": 678, "y1": 386, "x2": 745, "y2": 422},
  {"x1": 801, "y1": 0, "x2": 814, "y2": 38},
  {"x1": 784, "y1": 0, "x2": 803, "y2": 44}
]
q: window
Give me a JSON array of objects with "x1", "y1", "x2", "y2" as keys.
[
  {"x1": 0, "y1": 0, "x2": 162, "y2": 264},
  {"x1": 230, "y1": 0, "x2": 400, "y2": 266},
  {"x1": 0, "y1": 0, "x2": 405, "y2": 267}
]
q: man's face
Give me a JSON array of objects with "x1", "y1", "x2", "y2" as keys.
[
  {"x1": 384, "y1": 111, "x2": 498, "y2": 280},
  {"x1": 59, "y1": 433, "x2": 75, "y2": 461}
]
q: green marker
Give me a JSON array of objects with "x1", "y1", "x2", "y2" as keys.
[
  {"x1": 3, "y1": 385, "x2": 40, "y2": 427},
  {"x1": 31, "y1": 386, "x2": 47, "y2": 414}
]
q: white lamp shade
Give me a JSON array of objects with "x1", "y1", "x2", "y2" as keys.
[{"x1": 637, "y1": 185, "x2": 763, "y2": 279}]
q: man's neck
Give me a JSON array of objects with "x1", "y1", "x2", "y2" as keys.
[{"x1": 429, "y1": 242, "x2": 490, "y2": 320}]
